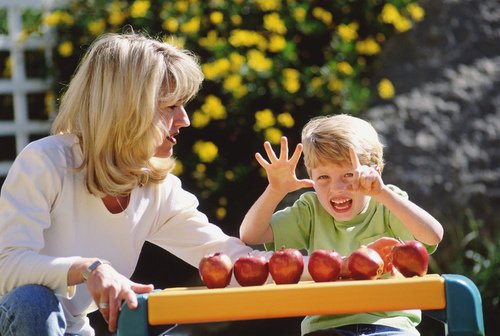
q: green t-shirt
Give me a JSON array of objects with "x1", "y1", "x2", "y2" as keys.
[{"x1": 267, "y1": 185, "x2": 434, "y2": 336}]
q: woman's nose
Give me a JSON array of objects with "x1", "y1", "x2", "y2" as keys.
[{"x1": 175, "y1": 105, "x2": 190, "y2": 128}]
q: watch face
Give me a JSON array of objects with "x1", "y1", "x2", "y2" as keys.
[{"x1": 83, "y1": 260, "x2": 102, "y2": 281}]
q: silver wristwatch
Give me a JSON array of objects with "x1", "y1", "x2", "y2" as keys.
[{"x1": 82, "y1": 260, "x2": 105, "y2": 282}]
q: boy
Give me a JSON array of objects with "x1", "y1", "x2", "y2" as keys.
[{"x1": 240, "y1": 114, "x2": 443, "y2": 336}]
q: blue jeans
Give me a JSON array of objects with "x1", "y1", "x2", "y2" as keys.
[
  {"x1": 0, "y1": 284, "x2": 68, "y2": 336},
  {"x1": 305, "y1": 324, "x2": 414, "y2": 336}
]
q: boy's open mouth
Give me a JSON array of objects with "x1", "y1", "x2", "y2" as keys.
[{"x1": 331, "y1": 198, "x2": 352, "y2": 213}]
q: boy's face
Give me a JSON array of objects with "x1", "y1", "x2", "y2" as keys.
[{"x1": 311, "y1": 161, "x2": 370, "y2": 221}]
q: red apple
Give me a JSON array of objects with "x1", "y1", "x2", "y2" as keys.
[
  {"x1": 392, "y1": 240, "x2": 429, "y2": 277},
  {"x1": 233, "y1": 255, "x2": 269, "y2": 286},
  {"x1": 308, "y1": 249, "x2": 342, "y2": 282},
  {"x1": 367, "y1": 237, "x2": 403, "y2": 275},
  {"x1": 348, "y1": 246, "x2": 384, "y2": 280},
  {"x1": 199, "y1": 252, "x2": 233, "y2": 288},
  {"x1": 269, "y1": 248, "x2": 304, "y2": 284}
]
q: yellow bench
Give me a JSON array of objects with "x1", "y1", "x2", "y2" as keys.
[{"x1": 117, "y1": 274, "x2": 484, "y2": 335}]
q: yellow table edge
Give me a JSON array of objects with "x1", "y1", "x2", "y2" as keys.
[{"x1": 148, "y1": 274, "x2": 446, "y2": 325}]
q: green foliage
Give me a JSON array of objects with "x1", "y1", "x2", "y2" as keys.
[
  {"x1": 34, "y1": 0, "x2": 424, "y2": 231},
  {"x1": 433, "y1": 209, "x2": 500, "y2": 333}
]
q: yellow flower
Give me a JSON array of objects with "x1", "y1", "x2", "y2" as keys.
[
  {"x1": 191, "y1": 110, "x2": 210, "y2": 128},
  {"x1": 3, "y1": 56, "x2": 12, "y2": 77},
  {"x1": 180, "y1": 17, "x2": 201, "y2": 34},
  {"x1": 229, "y1": 30, "x2": 267, "y2": 49},
  {"x1": 45, "y1": 90, "x2": 55, "y2": 115},
  {"x1": 328, "y1": 78, "x2": 343, "y2": 92},
  {"x1": 172, "y1": 160, "x2": 184, "y2": 176},
  {"x1": 265, "y1": 127, "x2": 282, "y2": 145},
  {"x1": 202, "y1": 95, "x2": 226, "y2": 120},
  {"x1": 162, "y1": 18, "x2": 179, "y2": 32},
  {"x1": 282, "y1": 68, "x2": 300, "y2": 93},
  {"x1": 44, "y1": 11, "x2": 61, "y2": 26},
  {"x1": 312, "y1": 7, "x2": 333, "y2": 25},
  {"x1": 355, "y1": 37, "x2": 381, "y2": 55},
  {"x1": 193, "y1": 141, "x2": 219, "y2": 163},
  {"x1": 255, "y1": 0, "x2": 281, "y2": 11},
  {"x1": 210, "y1": 11, "x2": 223, "y2": 25},
  {"x1": 130, "y1": 0, "x2": 150, "y2": 18},
  {"x1": 223, "y1": 74, "x2": 242, "y2": 92},
  {"x1": 224, "y1": 170, "x2": 235, "y2": 181},
  {"x1": 44, "y1": 10, "x2": 74, "y2": 26},
  {"x1": 268, "y1": 34, "x2": 286, "y2": 52},
  {"x1": 247, "y1": 49, "x2": 272, "y2": 72},
  {"x1": 175, "y1": 1, "x2": 189, "y2": 13},
  {"x1": 254, "y1": 109, "x2": 275, "y2": 130},
  {"x1": 216, "y1": 207, "x2": 226, "y2": 220},
  {"x1": 231, "y1": 15, "x2": 242, "y2": 26},
  {"x1": 293, "y1": 7, "x2": 306, "y2": 23},
  {"x1": 277, "y1": 112, "x2": 295, "y2": 128},
  {"x1": 380, "y1": 4, "x2": 400, "y2": 24},
  {"x1": 338, "y1": 22, "x2": 358, "y2": 42},
  {"x1": 378, "y1": 78, "x2": 395, "y2": 99},
  {"x1": 229, "y1": 52, "x2": 245, "y2": 71},
  {"x1": 311, "y1": 77, "x2": 323, "y2": 90},
  {"x1": 337, "y1": 62, "x2": 353, "y2": 76},
  {"x1": 58, "y1": 41, "x2": 73, "y2": 57},
  {"x1": 108, "y1": 2, "x2": 126, "y2": 26},
  {"x1": 407, "y1": 3, "x2": 425, "y2": 22},
  {"x1": 263, "y1": 13, "x2": 287, "y2": 34},
  {"x1": 202, "y1": 58, "x2": 231, "y2": 80},
  {"x1": 393, "y1": 17, "x2": 412, "y2": 32},
  {"x1": 87, "y1": 19, "x2": 106, "y2": 36},
  {"x1": 196, "y1": 163, "x2": 206, "y2": 173}
]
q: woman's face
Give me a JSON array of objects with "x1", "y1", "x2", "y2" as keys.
[{"x1": 154, "y1": 101, "x2": 190, "y2": 158}]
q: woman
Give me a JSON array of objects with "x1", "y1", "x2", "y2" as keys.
[{"x1": 0, "y1": 32, "x2": 264, "y2": 335}]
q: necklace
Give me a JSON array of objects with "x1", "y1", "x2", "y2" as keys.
[{"x1": 116, "y1": 196, "x2": 129, "y2": 218}]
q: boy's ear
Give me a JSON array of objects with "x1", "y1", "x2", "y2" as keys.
[{"x1": 374, "y1": 165, "x2": 382, "y2": 174}]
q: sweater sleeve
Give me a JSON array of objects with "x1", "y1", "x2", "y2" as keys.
[
  {"x1": 0, "y1": 142, "x2": 78, "y2": 297},
  {"x1": 147, "y1": 175, "x2": 271, "y2": 270}
]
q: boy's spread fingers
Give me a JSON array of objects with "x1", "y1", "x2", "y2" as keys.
[
  {"x1": 255, "y1": 152, "x2": 270, "y2": 167},
  {"x1": 280, "y1": 136, "x2": 289, "y2": 160},
  {"x1": 264, "y1": 141, "x2": 279, "y2": 162},
  {"x1": 349, "y1": 147, "x2": 361, "y2": 169}
]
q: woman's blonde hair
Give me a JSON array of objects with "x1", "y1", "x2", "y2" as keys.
[
  {"x1": 52, "y1": 33, "x2": 204, "y2": 197},
  {"x1": 301, "y1": 114, "x2": 385, "y2": 176}
]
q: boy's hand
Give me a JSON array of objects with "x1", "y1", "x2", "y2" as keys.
[
  {"x1": 349, "y1": 147, "x2": 384, "y2": 196},
  {"x1": 256, "y1": 137, "x2": 314, "y2": 194}
]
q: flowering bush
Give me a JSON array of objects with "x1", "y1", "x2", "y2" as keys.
[{"x1": 31, "y1": 0, "x2": 424, "y2": 232}]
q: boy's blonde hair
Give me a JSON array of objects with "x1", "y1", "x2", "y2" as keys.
[
  {"x1": 52, "y1": 33, "x2": 204, "y2": 197},
  {"x1": 301, "y1": 114, "x2": 385, "y2": 176}
]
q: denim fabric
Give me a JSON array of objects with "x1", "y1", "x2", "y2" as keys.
[
  {"x1": 0, "y1": 284, "x2": 67, "y2": 336},
  {"x1": 305, "y1": 324, "x2": 414, "y2": 336}
]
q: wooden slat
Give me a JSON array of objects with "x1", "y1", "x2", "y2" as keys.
[{"x1": 148, "y1": 274, "x2": 446, "y2": 325}]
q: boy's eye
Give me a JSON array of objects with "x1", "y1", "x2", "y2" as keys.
[
  {"x1": 317, "y1": 175, "x2": 329, "y2": 180},
  {"x1": 344, "y1": 172, "x2": 354, "y2": 178}
]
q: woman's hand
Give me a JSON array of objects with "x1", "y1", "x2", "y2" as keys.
[
  {"x1": 85, "y1": 263, "x2": 154, "y2": 333},
  {"x1": 256, "y1": 136, "x2": 314, "y2": 194}
]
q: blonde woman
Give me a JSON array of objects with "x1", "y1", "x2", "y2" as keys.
[
  {"x1": 0, "y1": 33, "x2": 265, "y2": 335},
  {"x1": 240, "y1": 114, "x2": 444, "y2": 336}
]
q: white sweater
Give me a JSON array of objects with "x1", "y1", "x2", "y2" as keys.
[{"x1": 0, "y1": 134, "x2": 259, "y2": 335}]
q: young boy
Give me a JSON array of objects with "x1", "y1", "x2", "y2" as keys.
[{"x1": 240, "y1": 114, "x2": 444, "y2": 336}]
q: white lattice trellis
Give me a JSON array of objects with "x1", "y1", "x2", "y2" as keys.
[{"x1": 0, "y1": 0, "x2": 58, "y2": 178}]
